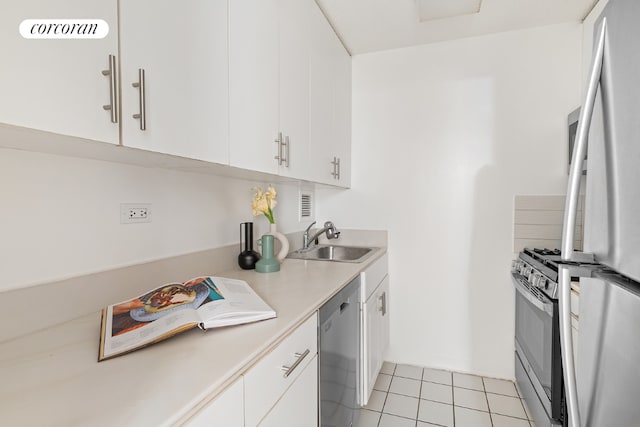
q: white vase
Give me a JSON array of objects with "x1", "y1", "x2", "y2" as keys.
[{"x1": 268, "y1": 223, "x2": 289, "y2": 262}]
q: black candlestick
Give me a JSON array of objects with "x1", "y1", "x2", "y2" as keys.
[{"x1": 238, "y1": 222, "x2": 261, "y2": 270}]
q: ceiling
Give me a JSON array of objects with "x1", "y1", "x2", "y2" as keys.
[{"x1": 315, "y1": 0, "x2": 600, "y2": 55}]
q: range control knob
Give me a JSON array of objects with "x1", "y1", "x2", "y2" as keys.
[
  {"x1": 531, "y1": 273, "x2": 541, "y2": 287},
  {"x1": 536, "y1": 276, "x2": 547, "y2": 289},
  {"x1": 511, "y1": 260, "x2": 520, "y2": 273}
]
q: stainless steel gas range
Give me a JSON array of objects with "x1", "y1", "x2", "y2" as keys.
[{"x1": 511, "y1": 248, "x2": 566, "y2": 427}]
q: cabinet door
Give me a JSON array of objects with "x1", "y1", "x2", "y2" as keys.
[
  {"x1": 308, "y1": 3, "x2": 336, "y2": 185},
  {"x1": 186, "y1": 378, "x2": 244, "y2": 427},
  {"x1": 229, "y1": 0, "x2": 280, "y2": 175},
  {"x1": 119, "y1": 0, "x2": 228, "y2": 163},
  {"x1": 259, "y1": 356, "x2": 318, "y2": 427},
  {"x1": 332, "y1": 39, "x2": 352, "y2": 187},
  {"x1": 230, "y1": 0, "x2": 315, "y2": 179},
  {"x1": 378, "y1": 276, "x2": 390, "y2": 358},
  {"x1": 277, "y1": 0, "x2": 312, "y2": 180},
  {"x1": 244, "y1": 314, "x2": 318, "y2": 427},
  {"x1": 308, "y1": 5, "x2": 351, "y2": 187},
  {"x1": 363, "y1": 276, "x2": 390, "y2": 404},
  {"x1": 0, "y1": 0, "x2": 119, "y2": 144},
  {"x1": 362, "y1": 292, "x2": 379, "y2": 403}
]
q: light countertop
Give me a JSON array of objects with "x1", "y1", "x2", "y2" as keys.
[{"x1": 0, "y1": 246, "x2": 386, "y2": 426}]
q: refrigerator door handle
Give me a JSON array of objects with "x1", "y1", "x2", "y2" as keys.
[
  {"x1": 561, "y1": 18, "x2": 607, "y2": 264},
  {"x1": 558, "y1": 266, "x2": 580, "y2": 427}
]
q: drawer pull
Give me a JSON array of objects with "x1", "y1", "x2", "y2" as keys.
[{"x1": 281, "y1": 349, "x2": 310, "y2": 378}]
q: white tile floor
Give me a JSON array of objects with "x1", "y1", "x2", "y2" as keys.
[{"x1": 357, "y1": 362, "x2": 534, "y2": 427}]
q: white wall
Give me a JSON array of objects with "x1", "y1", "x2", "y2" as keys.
[
  {"x1": 317, "y1": 23, "x2": 582, "y2": 379},
  {"x1": 0, "y1": 148, "x2": 308, "y2": 291}
]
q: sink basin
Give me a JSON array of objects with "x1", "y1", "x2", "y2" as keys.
[{"x1": 287, "y1": 245, "x2": 375, "y2": 263}]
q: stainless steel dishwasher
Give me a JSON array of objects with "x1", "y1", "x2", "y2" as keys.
[{"x1": 319, "y1": 275, "x2": 360, "y2": 427}]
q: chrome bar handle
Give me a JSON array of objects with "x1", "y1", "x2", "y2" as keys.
[
  {"x1": 378, "y1": 291, "x2": 387, "y2": 316},
  {"x1": 558, "y1": 266, "x2": 580, "y2": 427},
  {"x1": 561, "y1": 18, "x2": 606, "y2": 263},
  {"x1": 331, "y1": 157, "x2": 339, "y2": 179},
  {"x1": 101, "y1": 54, "x2": 118, "y2": 123},
  {"x1": 281, "y1": 349, "x2": 310, "y2": 378},
  {"x1": 274, "y1": 132, "x2": 283, "y2": 164},
  {"x1": 132, "y1": 68, "x2": 146, "y2": 131},
  {"x1": 283, "y1": 135, "x2": 290, "y2": 167}
]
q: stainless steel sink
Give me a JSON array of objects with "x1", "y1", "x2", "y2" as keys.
[{"x1": 287, "y1": 245, "x2": 375, "y2": 263}]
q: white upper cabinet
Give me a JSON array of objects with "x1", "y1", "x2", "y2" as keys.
[
  {"x1": 277, "y1": 0, "x2": 312, "y2": 180},
  {"x1": 2, "y1": 0, "x2": 350, "y2": 185},
  {"x1": 0, "y1": 0, "x2": 119, "y2": 144},
  {"x1": 119, "y1": 0, "x2": 229, "y2": 163},
  {"x1": 229, "y1": 0, "x2": 351, "y2": 184},
  {"x1": 229, "y1": 0, "x2": 313, "y2": 178},
  {"x1": 228, "y1": 0, "x2": 280, "y2": 175},
  {"x1": 333, "y1": 36, "x2": 352, "y2": 187},
  {"x1": 308, "y1": 4, "x2": 352, "y2": 187}
]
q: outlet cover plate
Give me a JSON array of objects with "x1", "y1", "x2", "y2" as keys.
[{"x1": 120, "y1": 203, "x2": 152, "y2": 224}]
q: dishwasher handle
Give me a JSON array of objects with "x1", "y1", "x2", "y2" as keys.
[{"x1": 340, "y1": 299, "x2": 350, "y2": 313}]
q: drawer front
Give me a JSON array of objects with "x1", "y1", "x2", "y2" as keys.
[
  {"x1": 186, "y1": 377, "x2": 244, "y2": 427},
  {"x1": 259, "y1": 355, "x2": 318, "y2": 427},
  {"x1": 245, "y1": 313, "x2": 318, "y2": 427},
  {"x1": 361, "y1": 253, "x2": 388, "y2": 300}
]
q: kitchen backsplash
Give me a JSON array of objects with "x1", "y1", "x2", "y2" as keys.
[{"x1": 513, "y1": 195, "x2": 584, "y2": 253}]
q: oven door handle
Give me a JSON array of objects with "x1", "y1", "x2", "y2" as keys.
[{"x1": 511, "y1": 274, "x2": 554, "y2": 316}]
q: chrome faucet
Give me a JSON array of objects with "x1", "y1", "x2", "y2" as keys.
[{"x1": 302, "y1": 221, "x2": 340, "y2": 249}]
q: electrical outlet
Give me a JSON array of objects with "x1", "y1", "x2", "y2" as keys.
[{"x1": 120, "y1": 203, "x2": 152, "y2": 224}]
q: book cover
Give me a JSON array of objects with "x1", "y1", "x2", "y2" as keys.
[{"x1": 99, "y1": 276, "x2": 276, "y2": 361}]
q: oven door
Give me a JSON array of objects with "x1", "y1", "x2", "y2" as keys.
[{"x1": 512, "y1": 273, "x2": 563, "y2": 421}]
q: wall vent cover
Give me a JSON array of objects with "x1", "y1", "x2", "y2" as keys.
[{"x1": 300, "y1": 192, "x2": 313, "y2": 219}]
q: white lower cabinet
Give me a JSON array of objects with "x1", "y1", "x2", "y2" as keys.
[
  {"x1": 244, "y1": 313, "x2": 318, "y2": 427},
  {"x1": 359, "y1": 255, "x2": 390, "y2": 406},
  {"x1": 188, "y1": 313, "x2": 319, "y2": 427},
  {"x1": 186, "y1": 377, "x2": 244, "y2": 427},
  {"x1": 259, "y1": 356, "x2": 318, "y2": 427}
]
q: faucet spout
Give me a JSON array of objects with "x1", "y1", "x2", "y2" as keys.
[{"x1": 302, "y1": 221, "x2": 340, "y2": 249}]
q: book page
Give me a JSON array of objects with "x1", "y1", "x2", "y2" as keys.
[
  {"x1": 99, "y1": 277, "x2": 218, "y2": 361},
  {"x1": 196, "y1": 277, "x2": 276, "y2": 329}
]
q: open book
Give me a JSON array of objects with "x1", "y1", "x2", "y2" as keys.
[{"x1": 99, "y1": 276, "x2": 276, "y2": 361}]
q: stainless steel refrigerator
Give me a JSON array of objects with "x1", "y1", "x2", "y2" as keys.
[{"x1": 559, "y1": 0, "x2": 640, "y2": 426}]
